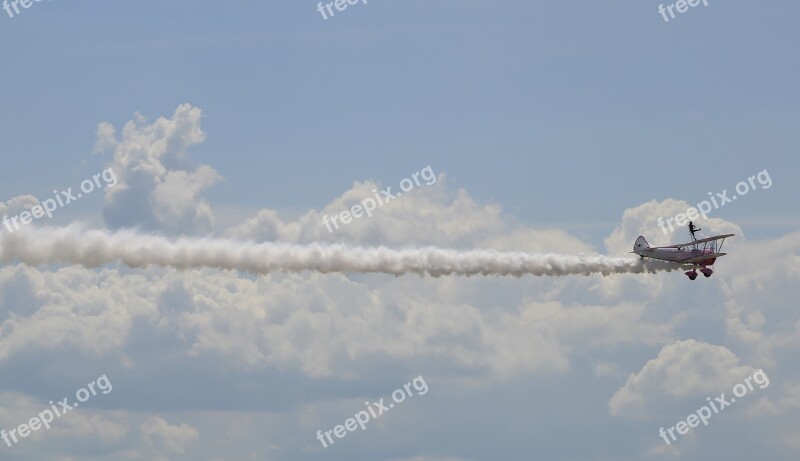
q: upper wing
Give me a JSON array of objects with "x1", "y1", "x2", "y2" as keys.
[{"x1": 658, "y1": 234, "x2": 735, "y2": 249}]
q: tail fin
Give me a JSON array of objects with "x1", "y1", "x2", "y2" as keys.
[{"x1": 633, "y1": 236, "x2": 653, "y2": 254}]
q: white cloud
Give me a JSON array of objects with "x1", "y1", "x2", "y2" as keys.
[
  {"x1": 721, "y1": 231, "x2": 800, "y2": 368},
  {"x1": 140, "y1": 415, "x2": 199, "y2": 455},
  {"x1": 225, "y1": 173, "x2": 513, "y2": 249},
  {"x1": 605, "y1": 199, "x2": 742, "y2": 254},
  {"x1": 0, "y1": 195, "x2": 41, "y2": 223},
  {"x1": 0, "y1": 265, "x2": 151, "y2": 363},
  {"x1": 0, "y1": 391, "x2": 128, "y2": 444},
  {"x1": 609, "y1": 339, "x2": 757, "y2": 419},
  {"x1": 1, "y1": 150, "x2": 798, "y2": 459},
  {"x1": 95, "y1": 104, "x2": 221, "y2": 235}
]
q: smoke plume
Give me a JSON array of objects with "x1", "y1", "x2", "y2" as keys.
[{"x1": 0, "y1": 226, "x2": 676, "y2": 277}]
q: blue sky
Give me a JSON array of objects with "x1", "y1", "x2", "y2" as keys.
[
  {"x1": 2, "y1": 1, "x2": 798, "y2": 239},
  {"x1": 0, "y1": 1, "x2": 799, "y2": 460}
]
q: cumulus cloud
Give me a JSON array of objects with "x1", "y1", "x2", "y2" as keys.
[
  {"x1": 224, "y1": 173, "x2": 510, "y2": 248},
  {"x1": 0, "y1": 265, "x2": 673, "y2": 380},
  {"x1": 140, "y1": 415, "x2": 199, "y2": 455},
  {"x1": 0, "y1": 195, "x2": 41, "y2": 223},
  {"x1": 604, "y1": 198, "x2": 742, "y2": 254},
  {"x1": 0, "y1": 391, "x2": 128, "y2": 444},
  {"x1": 721, "y1": 231, "x2": 800, "y2": 367},
  {"x1": 3, "y1": 118, "x2": 799, "y2": 459},
  {"x1": 0, "y1": 265, "x2": 149, "y2": 363},
  {"x1": 224, "y1": 172, "x2": 595, "y2": 254},
  {"x1": 609, "y1": 339, "x2": 757, "y2": 419},
  {"x1": 94, "y1": 104, "x2": 221, "y2": 235}
]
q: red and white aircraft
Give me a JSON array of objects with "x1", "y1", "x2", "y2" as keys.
[{"x1": 633, "y1": 233, "x2": 734, "y2": 280}]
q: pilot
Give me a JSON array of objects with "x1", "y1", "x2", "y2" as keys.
[{"x1": 688, "y1": 221, "x2": 701, "y2": 240}]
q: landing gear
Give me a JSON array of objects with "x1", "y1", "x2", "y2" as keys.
[{"x1": 685, "y1": 267, "x2": 713, "y2": 280}]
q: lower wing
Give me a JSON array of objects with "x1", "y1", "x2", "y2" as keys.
[{"x1": 681, "y1": 253, "x2": 727, "y2": 264}]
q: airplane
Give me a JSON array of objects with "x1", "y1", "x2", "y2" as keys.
[{"x1": 632, "y1": 232, "x2": 734, "y2": 280}]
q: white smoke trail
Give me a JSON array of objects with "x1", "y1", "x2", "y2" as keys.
[{"x1": 0, "y1": 225, "x2": 677, "y2": 277}]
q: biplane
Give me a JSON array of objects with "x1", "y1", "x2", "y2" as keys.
[{"x1": 632, "y1": 232, "x2": 734, "y2": 280}]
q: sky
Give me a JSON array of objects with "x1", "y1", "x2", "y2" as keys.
[{"x1": 0, "y1": 1, "x2": 799, "y2": 460}]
